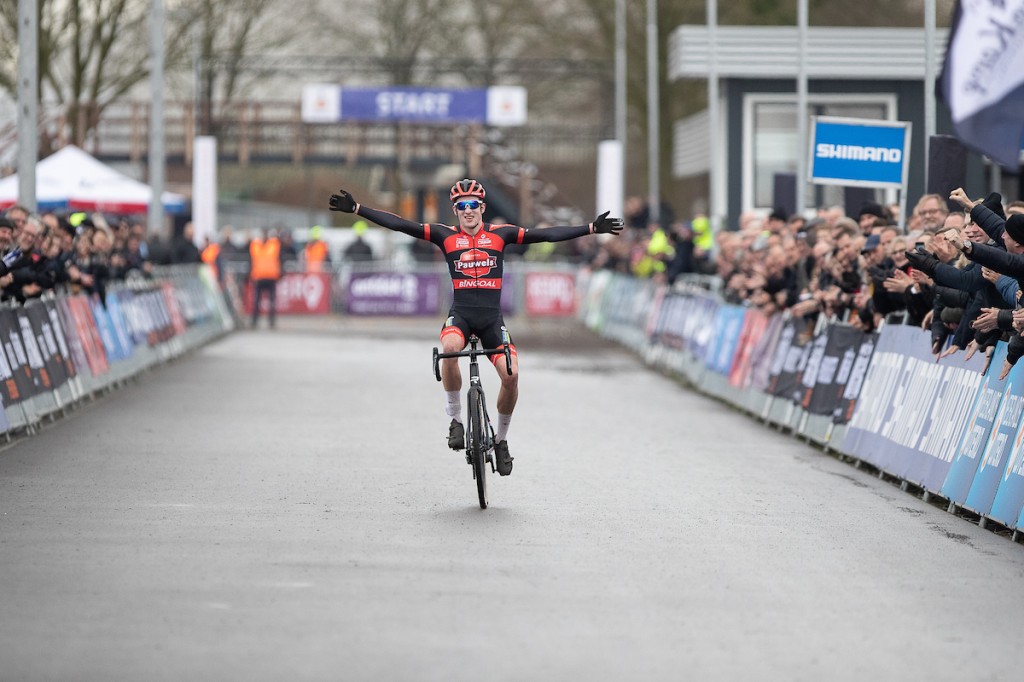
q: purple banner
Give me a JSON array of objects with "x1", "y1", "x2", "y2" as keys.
[
  {"x1": 342, "y1": 87, "x2": 487, "y2": 124},
  {"x1": 346, "y1": 272, "x2": 441, "y2": 316}
]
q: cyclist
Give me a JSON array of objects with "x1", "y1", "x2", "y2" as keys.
[{"x1": 329, "y1": 179, "x2": 623, "y2": 475}]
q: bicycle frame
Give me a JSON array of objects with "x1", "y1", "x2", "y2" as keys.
[{"x1": 432, "y1": 335, "x2": 512, "y2": 509}]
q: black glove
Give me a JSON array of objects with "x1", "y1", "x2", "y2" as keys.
[
  {"x1": 329, "y1": 189, "x2": 357, "y2": 213},
  {"x1": 592, "y1": 211, "x2": 624, "y2": 235},
  {"x1": 904, "y1": 249, "x2": 939, "y2": 276}
]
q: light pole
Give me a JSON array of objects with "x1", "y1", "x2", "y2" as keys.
[
  {"x1": 148, "y1": 0, "x2": 166, "y2": 237},
  {"x1": 646, "y1": 0, "x2": 660, "y2": 223},
  {"x1": 17, "y1": 0, "x2": 38, "y2": 211}
]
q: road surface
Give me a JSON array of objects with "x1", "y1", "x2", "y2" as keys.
[{"x1": 1, "y1": 316, "x2": 1020, "y2": 681}]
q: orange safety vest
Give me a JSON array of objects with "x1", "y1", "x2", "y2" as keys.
[
  {"x1": 201, "y1": 243, "x2": 221, "y2": 282},
  {"x1": 304, "y1": 240, "x2": 329, "y2": 272},
  {"x1": 249, "y1": 238, "x2": 281, "y2": 280}
]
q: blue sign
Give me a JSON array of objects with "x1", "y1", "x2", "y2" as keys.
[
  {"x1": 343, "y1": 88, "x2": 485, "y2": 123},
  {"x1": 809, "y1": 116, "x2": 911, "y2": 188},
  {"x1": 302, "y1": 85, "x2": 527, "y2": 126}
]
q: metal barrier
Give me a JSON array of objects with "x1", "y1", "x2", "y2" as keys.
[{"x1": 0, "y1": 266, "x2": 233, "y2": 439}]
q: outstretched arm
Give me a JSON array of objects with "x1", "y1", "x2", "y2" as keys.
[
  {"x1": 329, "y1": 189, "x2": 425, "y2": 239},
  {"x1": 520, "y1": 211, "x2": 624, "y2": 244}
]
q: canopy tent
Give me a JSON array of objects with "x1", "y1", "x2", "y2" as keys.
[{"x1": 0, "y1": 145, "x2": 187, "y2": 214}]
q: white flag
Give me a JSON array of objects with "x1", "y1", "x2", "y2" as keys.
[{"x1": 941, "y1": 0, "x2": 1024, "y2": 169}]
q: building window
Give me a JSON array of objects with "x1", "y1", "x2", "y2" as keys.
[{"x1": 745, "y1": 95, "x2": 895, "y2": 212}]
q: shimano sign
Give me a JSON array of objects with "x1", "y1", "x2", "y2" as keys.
[
  {"x1": 302, "y1": 85, "x2": 527, "y2": 127},
  {"x1": 809, "y1": 117, "x2": 911, "y2": 188}
]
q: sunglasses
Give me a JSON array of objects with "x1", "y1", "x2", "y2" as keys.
[{"x1": 454, "y1": 200, "x2": 482, "y2": 211}]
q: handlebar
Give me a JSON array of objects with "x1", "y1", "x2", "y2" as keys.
[{"x1": 433, "y1": 343, "x2": 512, "y2": 381}]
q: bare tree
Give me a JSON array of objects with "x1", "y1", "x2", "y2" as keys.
[
  {"x1": 0, "y1": 0, "x2": 179, "y2": 151},
  {"x1": 0, "y1": 0, "x2": 307, "y2": 149}
]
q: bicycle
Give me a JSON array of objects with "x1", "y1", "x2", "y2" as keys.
[{"x1": 432, "y1": 333, "x2": 512, "y2": 509}]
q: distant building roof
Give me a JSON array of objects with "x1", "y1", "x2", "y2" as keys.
[{"x1": 669, "y1": 26, "x2": 949, "y2": 81}]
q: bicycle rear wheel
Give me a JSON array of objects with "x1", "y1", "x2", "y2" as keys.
[{"x1": 467, "y1": 388, "x2": 488, "y2": 509}]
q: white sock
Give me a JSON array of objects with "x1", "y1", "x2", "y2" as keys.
[
  {"x1": 494, "y1": 412, "x2": 513, "y2": 442},
  {"x1": 445, "y1": 391, "x2": 462, "y2": 423}
]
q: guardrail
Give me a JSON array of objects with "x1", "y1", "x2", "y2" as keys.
[{"x1": 578, "y1": 270, "x2": 1024, "y2": 542}]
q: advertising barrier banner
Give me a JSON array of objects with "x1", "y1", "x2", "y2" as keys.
[
  {"x1": 91, "y1": 300, "x2": 125, "y2": 362},
  {"x1": 347, "y1": 272, "x2": 441, "y2": 316},
  {"x1": 43, "y1": 301, "x2": 76, "y2": 382},
  {"x1": 843, "y1": 325, "x2": 985, "y2": 489},
  {"x1": 26, "y1": 304, "x2": 68, "y2": 390},
  {"x1": 802, "y1": 325, "x2": 868, "y2": 417},
  {"x1": 70, "y1": 296, "x2": 109, "y2": 377},
  {"x1": 525, "y1": 272, "x2": 576, "y2": 316},
  {"x1": 706, "y1": 305, "x2": 746, "y2": 375},
  {"x1": 18, "y1": 308, "x2": 53, "y2": 391},
  {"x1": 244, "y1": 272, "x2": 332, "y2": 316},
  {"x1": 768, "y1": 319, "x2": 809, "y2": 400},
  {"x1": 0, "y1": 312, "x2": 19, "y2": 405},
  {"x1": 833, "y1": 332, "x2": 877, "y2": 424},
  {"x1": 104, "y1": 294, "x2": 136, "y2": 355},
  {"x1": 749, "y1": 314, "x2": 786, "y2": 392},
  {"x1": 728, "y1": 309, "x2": 771, "y2": 388},
  {"x1": 0, "y1": 309, "x2": 38, "y2": 400},
  {"x1": 581, "y1": 269, "x2": 613, "y2": 330},
  {"x1": 684, "y1": 297, "x2": 720, "y2": 363},
  {"x1": 963, "y1": 358, "x2": 1024, "y2": 517},
  {"x1": 162, "y1": 284, "x2": 188, "y2": 336},
  {"x1": 942, "y1": 343, "x2": 1009, "y2": 505}
]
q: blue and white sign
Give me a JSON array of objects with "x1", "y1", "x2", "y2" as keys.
[
  {"x1": 302, "y1": 85, "x2": 527, "y2": 127},
  {"x1": 809, "y1": 116, "x2": 911, "y2": 188}
]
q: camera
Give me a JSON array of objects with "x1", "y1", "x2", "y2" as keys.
[{"x1": 914, "y1": 242, "x2": 927, "y2": 254}]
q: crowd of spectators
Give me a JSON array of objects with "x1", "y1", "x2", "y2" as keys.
[
  {"x1": 590, "y1": 188, "x2": 1024, "y2": 379},
  {"x1": 0, "y1": 206, "x2": 306, "y2": 310},
  {"x1": 0, "y1": 205, "x2": 162, "y2": 306}
]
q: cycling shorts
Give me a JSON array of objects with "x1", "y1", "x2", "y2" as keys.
[{"x1": 440, "y1": 308, "x2": 517, "y2": 367}]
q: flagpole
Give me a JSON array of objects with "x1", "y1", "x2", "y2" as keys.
[
  {"x1": 707, "y1": 0, "x2": 721, "y2": 236},
  {"x1": 796, "y1": 0, "x2": 808, "y2": 218},
  {"x1": 924, "y1": 0, "x2": 936, "y2": 190}
]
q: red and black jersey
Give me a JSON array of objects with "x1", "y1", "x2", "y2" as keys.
[{"x1": 356, "y1": 205, "x2": 593, "y2": 310}]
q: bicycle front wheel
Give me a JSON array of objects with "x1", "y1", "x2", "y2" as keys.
[{"x1": 467, "y1": 388, "x2": 488, "y2": 509}]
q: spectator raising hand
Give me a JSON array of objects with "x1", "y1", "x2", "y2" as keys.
[
  {"x1": 972, "y1": 307, "x2": 1002, "y2": 333},
  {"x1": 981, "y1": 266, "x2": 1001, "y2": 284},
  {"x1": 883, "y1": 268, "x2": 913, "y2": 293}
]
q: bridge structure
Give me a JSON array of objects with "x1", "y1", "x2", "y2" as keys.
[{"x1": 2, "y1": 56, "x2": 615, "y2": 225}]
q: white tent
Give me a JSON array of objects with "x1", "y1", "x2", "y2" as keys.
[{"x1": 0, "y1": 145, "x2": 186, "y2": 214}]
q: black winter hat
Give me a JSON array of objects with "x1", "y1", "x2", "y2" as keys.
[
  {"x1": 858, "y1": 201, "x2": 885, "y2": 220},
  {"x1": 1004, "y1": 214, "x2": 1024, "y2": 244},
  {"x1": 982, "y1": 192, "x2": 1006, "y2": 221}
]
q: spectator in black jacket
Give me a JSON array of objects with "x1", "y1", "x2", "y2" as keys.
[{"x1": 171, "y1": 221, "x2": 202, "y2": 264}]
